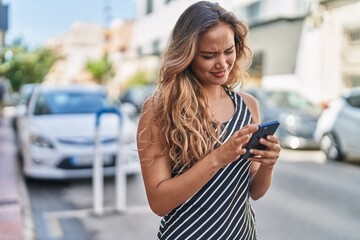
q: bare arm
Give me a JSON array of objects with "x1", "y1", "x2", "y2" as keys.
[
  {"x1": 239, "y1": 92, "x2": 281, "y2": 200},
  {"x1": 248, "y1": 134, "x2": 281, "y2": 200},
  {"x1": 137, "y1": 99, "x2": 258, "y2": 216}
]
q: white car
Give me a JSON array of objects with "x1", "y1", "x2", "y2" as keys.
[
  {"x1": 315, "y1": 87, "x2": 360, "y2": 162},
  {"x1": 11, "y1": 83, "x2": 39, "y2": 132},
  {"x1": 17, "y1": 84, "x2": 140, "y2": 179}
]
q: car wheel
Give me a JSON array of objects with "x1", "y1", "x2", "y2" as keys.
[{"x1": 320, "y1": 133, "x2": 343, "y2": 161}]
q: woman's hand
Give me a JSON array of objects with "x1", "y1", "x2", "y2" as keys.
[
  {"x1": 248, "y1": 135, "x2": 281, "y2": 168},
  {"x1": 212, "y1": 124, "x2": 259, "y2": 168}
]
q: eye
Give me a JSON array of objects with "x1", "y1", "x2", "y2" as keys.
[
  {"x1": 225, "y1": 49, "x2": 234, "y2": 55},
  {"x1": 202, "y1": 55, "x2": 214, "y2": 59}
]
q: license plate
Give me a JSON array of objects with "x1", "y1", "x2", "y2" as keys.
[{"x1": 72, "y1": 155, "x2": 113, "y2": 166}]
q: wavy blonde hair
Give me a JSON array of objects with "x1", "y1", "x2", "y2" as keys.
[{"x1": 145, "y1": 1, "x2": 252, "y2": 172}]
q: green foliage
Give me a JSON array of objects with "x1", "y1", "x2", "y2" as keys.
[
  {"x1": 124, "y1": 71, "x2": 154, "y2": 90},
  {"x1": 85, "y1": 54, "x2": 114, "y2": 84},
  {"x1": 0, "y1": 44, "x2": 59, "y2": 91}
]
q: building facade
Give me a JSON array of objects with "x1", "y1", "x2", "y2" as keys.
[
  {"x1": 44, "y1": 19, "x2": 139, "y2": 96},
  {"x1": 131, "y1": 0, "x2": 360, "y2": 104}
]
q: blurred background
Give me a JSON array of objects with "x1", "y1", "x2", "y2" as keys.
[{"x1": 0, "y1": 0, "x2": 360, "y2": 240}]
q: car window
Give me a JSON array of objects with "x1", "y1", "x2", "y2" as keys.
[
  {"x1": 34, "y1": 91, "x2": 107, "y2": 115},
  {"x1": 346, "y1": 95, "x2": 360, "y2": 108}
]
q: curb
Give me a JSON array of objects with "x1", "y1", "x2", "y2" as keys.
[
  {"x1": 17, "y1": 158, "x2": 36, "y2": 240},
  {"x1": 0, "y1": 118, "x2": 36, "y2": 240}
]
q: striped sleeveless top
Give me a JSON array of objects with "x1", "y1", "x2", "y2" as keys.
[{"x1": 157, "y1": 90, "x2": 257, "y2": 240}]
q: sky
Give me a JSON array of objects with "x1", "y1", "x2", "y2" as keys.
[{"x1": 2, "y1": 0, "x2": 135, "y2": 48}]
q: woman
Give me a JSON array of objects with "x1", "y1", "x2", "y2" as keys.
[{"x1": 137, "y1": 1, "x2": 281, "y2": 239}]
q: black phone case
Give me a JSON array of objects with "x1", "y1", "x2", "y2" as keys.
[{"x1": 241, "y1": 121, "x2": 280, "y2": 159}]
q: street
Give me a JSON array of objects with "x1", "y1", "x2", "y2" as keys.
[
  {"x1": 25, "y1": 174, "x2": 160, "y2": 240},
  {"x1": 253, "y1": 156, "x2": 360, "y2": 240},
  {"x1": 24, "y1": 149, "x2": 360, "y2": 240}
]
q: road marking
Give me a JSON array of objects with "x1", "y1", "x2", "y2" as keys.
[
  {"x1": 46, "y1": 217, "x2": 63, "y2": 239},
  {"x1": 42, "y1": 205, "x2": 152, "y2": 220}
]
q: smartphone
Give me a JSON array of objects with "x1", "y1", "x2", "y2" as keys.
[{"x1": 241, "y1": 120, "x2": 280, "y2": 159}]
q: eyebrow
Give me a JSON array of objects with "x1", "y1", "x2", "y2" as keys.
[{"x1": 199, "y1": 45, "x2": 234, "y2": 54}]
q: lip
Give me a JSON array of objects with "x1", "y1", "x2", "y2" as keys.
[{"x1": 211, "y1": 70, "x2": 226, "y2": 78}]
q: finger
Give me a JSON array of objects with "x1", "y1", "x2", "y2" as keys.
[
  {"x1": 249, "y1": 150, "x2": 279, "y2": 161},
  {"x1": 259, "y1": 137, "x2": 281, "y2": 151},
  {"x1": 233, "y1": 125, "x2": 258, "y2": 144},
  {"x1": 249, "y1": 156, "x2": 277, "y2": 167},
  {"x1": 235, "y1": 133, "x2": 251, "y2": 146},
  {"x1": 236, "y1": 148, "x2": 247, "y2": 156},
  {"x1": 266, "y1": 135, "x2": 280, "y2": 144},
  {"x1": 249, "y1": 148, "x2": 279, "y2": 159},
  {"x1": 238, "y1": 124, "x2": 258, "y2": 135}
]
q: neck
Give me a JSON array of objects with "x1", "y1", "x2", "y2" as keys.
[{"x1": 209, "y1": 87, "x2": 223, "y2": 108}]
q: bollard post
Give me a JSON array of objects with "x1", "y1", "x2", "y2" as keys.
[
  {"x1": 93, "y1": 106, "x2": 125, "y2": 216},
  {"x1": 115, "y1": 119, "x2": 126, "y2": 212},
  {"x1": 93, "y1": 120, "x2": 103, "y2": 216}
]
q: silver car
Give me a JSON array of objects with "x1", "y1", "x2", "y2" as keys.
[
  {"x1": 315, "y1": 87, "x2": 360, "y2": 162},
  {"x1": 245, "y1": 88, "x2": 322, "y2": 150},
  {"x1": 17, "y1": 84, "x2": 140, "y2": 179}
]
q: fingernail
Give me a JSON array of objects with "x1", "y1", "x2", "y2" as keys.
[{"x1": 250, "y1": 149, "x2": 254, "y2": 153}]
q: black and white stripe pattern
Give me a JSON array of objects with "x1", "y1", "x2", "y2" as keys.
[{"x1": 158, "y1": 91, "x2": 257, "y2": 240}]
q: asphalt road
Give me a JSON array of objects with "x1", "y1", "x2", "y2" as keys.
[
  {"x1": 25, "y1": 150, "x2": 360, "y2": 240},
  {"x1": 253, "y1": 159, "x2": 360, "y2": 240}
]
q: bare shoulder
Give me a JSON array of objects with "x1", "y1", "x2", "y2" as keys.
[
  {"x1": 238, "y1": 91, "x2": 257, "y2": 107},
  {"x1": 138, "y1": 96, "x2": 163, "y2": 138},
  {"x1": 138, "y1": 97, "x2": 156, "y2": 128},
  {"x1": 140, "y1": 96, "x2": 154, "y2": 115},
  {"x1": 238, "y1": 91, "x2": 260, "y2": 124}
]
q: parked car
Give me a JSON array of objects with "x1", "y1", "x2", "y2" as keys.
[
  {"x1": 120, "y1": 84, "x2": 155, "y2": 114},
  {"x1": 245, "y1": 88, "x2": 322, "y2": 149},
  {"x1": 11, "y1": 83, "x2": 39, "y2": 132},
  {"x1": 315, "y1": 87, "x2": 360, "y2": 161},
  {"x1": 0, "y1": 77, "x2": 14, "y2": 107},
  {"x1": 17, "y1": 84, "x2": 140, "y2": 179}
]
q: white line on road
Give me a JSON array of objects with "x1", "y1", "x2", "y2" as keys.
[
  {"x1": 42, "y1": 205, "x2": 152, "y2": 220},
  {"x1": 46, "y1": 217, "x2": 63, "y2": 239}
]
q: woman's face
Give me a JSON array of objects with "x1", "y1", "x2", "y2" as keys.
[{"x1": 190, "y1": 22, "x2": 236, "y2": 87}]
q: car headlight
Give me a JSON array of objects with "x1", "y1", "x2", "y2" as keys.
[
  {"x1": 30, "y1": 134, "x2": 55, "y2": 149},
  {"x1": 285, "y1": 115, "x2": 297, "y2": 128}
]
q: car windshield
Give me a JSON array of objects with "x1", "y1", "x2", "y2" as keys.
[
  {"x1": 267, "y1": 91, "x2": 318, "y2": 110},
  {"x1": 34, "y1": 91, "x2": 107, "y2": 115}
]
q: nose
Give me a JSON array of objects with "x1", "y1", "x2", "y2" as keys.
[{"x1": 215, "y1": 55, "x2": 226, "y2": 69}]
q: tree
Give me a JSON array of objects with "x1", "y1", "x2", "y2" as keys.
[
  {"x1": 124, "y1": 70, "x2": 154, "y2": 90},
  {"x1": 0, "y1": 44, "x2": 59, "y2": 91},
  {"x1": 85, "y1": 54, "x2": 114, "y2": 84}
]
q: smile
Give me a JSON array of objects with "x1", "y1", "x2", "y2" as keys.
[{"x1": 211, "y1": 70, "x2": 226, "y2": 77}]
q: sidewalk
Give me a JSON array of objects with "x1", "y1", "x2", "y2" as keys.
[{"x1": 0, "y1": 118, "x2": 35, "y2": 240}]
